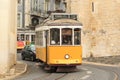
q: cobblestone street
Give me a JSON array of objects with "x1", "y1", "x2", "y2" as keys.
[{"x1": 14, "y1": 53, "x2": 119, "y2": 80}]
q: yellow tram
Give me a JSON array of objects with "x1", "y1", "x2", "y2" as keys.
[{"x1": 35, "y1": 13, "x2": 82, "y2": 72}]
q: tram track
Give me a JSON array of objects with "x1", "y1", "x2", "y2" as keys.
[
  {"x1": 33, "y1": 73, "x2": 51, "y2": 80},
  {"x1": 113, "y1": 72, "x2": 118, "y2": 80},
  {"x1": 43, "y1": 73, "x2": 68, "y2": 80},
  {"x1": 16, "y1": 54, "x2": 120, "y2": 80},
  {"x1": 33, "y1": 72, "x2": 68, "y2": 80},
  {"x1": 54, "y1": 73, "x2": 68, "y2": 80}
]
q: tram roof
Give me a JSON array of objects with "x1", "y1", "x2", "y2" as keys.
[
  {"x1": 35, "y1": 25, "x2": 82, "y2": 31},
  {"x1": 38, "y1": 19, "x2": 82, "y2": 26}
]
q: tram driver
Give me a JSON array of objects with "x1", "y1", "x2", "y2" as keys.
[{"x1": 62, "y1": 35, "x2": 72, "y2": 45}]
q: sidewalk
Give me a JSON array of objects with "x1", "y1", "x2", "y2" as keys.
[
  {"x1": 0, "y1": 61, "x2": 27, "y2": 80},
  {"x1": 83, "y1": 55, "x2": 120, "y2": 66}
]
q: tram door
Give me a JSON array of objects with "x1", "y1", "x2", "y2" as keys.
[{"x1": 45, "y1": 30, "x2": 49, "y2": 63}]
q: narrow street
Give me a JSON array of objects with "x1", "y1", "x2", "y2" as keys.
[{"x1": 14, "y1": 53, "x2": 119, "y2": 80}]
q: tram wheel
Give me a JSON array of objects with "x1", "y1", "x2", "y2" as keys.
[{"x1": 44, "y1": 65, "x2": 57, "y2": 72}]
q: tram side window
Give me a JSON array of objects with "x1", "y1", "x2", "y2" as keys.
[
  {"x1": 62, "y1": 28, "x2": 72, "y2": 45},
  {"x1": 21, "y1": 34, "x2": 25, "y2": 41},
  {"x1": 17, "y1": 34, "x2": 20, "y2": 41},
  {"x1": 25, "y1": 35, "x2": 30, "y2": 45},
  {"x1": 39, "y1": 32, "x2": 43, "y2": 46},
  {"x1": 31, "y1": 35, "x2": 35, "y2": 44},
  {"x1": 26, "y1": 35, "x2": 29, "y2": 41},
  {"x1": 35, "y1": 32, "x2": 39, "y2": 45},
  {"x1": 74, "y1": 28, "x2": 81, "y2": 45},
  {"x1": 50, "y1": 28, "x2": 60, "y2": 45},
  {"x1": 36, "y1": 31, "x2": 43, "y2": 46}
]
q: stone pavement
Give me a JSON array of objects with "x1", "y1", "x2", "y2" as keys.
[{"x1": 0, "y1": 61, "x2": 27, "y2": 80}]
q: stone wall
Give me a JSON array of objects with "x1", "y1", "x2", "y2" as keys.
[{"x1": 67, "y1": 0, "x2": 120, "y2": 57}]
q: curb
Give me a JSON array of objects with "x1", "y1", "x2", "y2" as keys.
[
  {"x1": 113, "y1": 72, "x2": 118, "y2": 80},
  {"x1": 0, "y1": 61, "x2": 27, "y2": 80},
  {"x1": 83, "y1": 61, "x2": 119, "y2": 67},
  {"x1": 83, "y1": 61, "x2": 119, "y2": 80}
]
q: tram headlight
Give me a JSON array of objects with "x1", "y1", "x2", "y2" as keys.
[{"x1": 65, "y1": 54, "x2": 70, "y2": 59}]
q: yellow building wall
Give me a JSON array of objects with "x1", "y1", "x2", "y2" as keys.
[{"x1": 67, "y1": 0, "x2": 120, "y2": 57}]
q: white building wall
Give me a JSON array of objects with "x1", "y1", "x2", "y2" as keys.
[
  {"x1": 0, "y1": 0, "x2": 17, "y2": 74},
  {"x1": 25, "y1": 0, "x2": 31, "y2": 27},
  {"x1": 17, "y1": 0, "x2": 22, "y2": 28}
]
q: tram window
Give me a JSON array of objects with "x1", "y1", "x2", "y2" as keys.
[
  {"x1": 39, "y1": 32, "x2": 43, "y2": 46},
  {"x1": 74, "y1": 28, "x2": 81, "y2": 45},
  {"x1": 50, "y1": 28, "x2": 60, "y2": 45},
  {"x1": 21, "y1": 34, "x2": 25, "y2": 41},
  {"x1": 54, "y1": 15, "x2": 68, "y2": 20},
  {"x1": 31, "y1": 35, "x2": 35, "y2": 44},
  {"x1": 35, "y1": 32, "x2": 39, "y2": 45},
  {"x1": 17, "y1": 34, "x2": 20, "y2": 41},
  {"x1": 36, "y1": 31, "x2": 43, "y2": 46},
  {"x1": 26, "y1": 35, "x2": 29, "y2": 41},
  {"x1": 62, "y1": 28, "x2": 72, "y2": 45},
  {"x1": 17, "y1": 36, "x2": 19, "y2": 41}
]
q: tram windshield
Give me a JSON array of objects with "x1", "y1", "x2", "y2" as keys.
[
  {"x1": 74, "y1": 28, "x2": 81, "y2": 45},
  {"x1": 50, "y1": 28, "x2": 81, "y2": 45},
  {"x1": 62, "y1": 28, "x2": 72, "y2": 45}
]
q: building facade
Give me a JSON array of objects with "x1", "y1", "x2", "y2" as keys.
[
  {"x1": 17, "y1": 0, "x2": 66, "y2": 46},
  {"x1": 30, "y1": 0, "x2": 67, "y2": 23},
  {"x1": 17, "y1": 0, "x2": 66, "y2": 45},
  {"x1": 17, "y1": 0, "x2": 35, "y2": 47},
  {"x1": 17, "y1": 0, "x2": 120, "y2": 57},
  {"x1": 66, "y1": 0, "x2": 120, "y2": 57}
]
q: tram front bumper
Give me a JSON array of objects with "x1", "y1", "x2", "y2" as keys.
[{"x1": 49, "y1": 59, "x2": 82, "y2": 65}]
